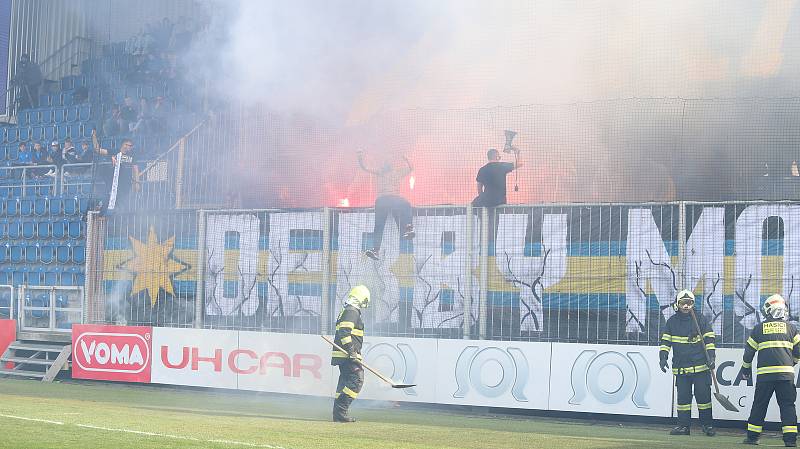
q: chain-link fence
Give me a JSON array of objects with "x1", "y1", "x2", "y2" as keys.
[{"x1": 82, "y1": 201, "x2": 800, "y2": 347}]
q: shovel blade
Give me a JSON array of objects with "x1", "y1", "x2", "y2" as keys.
[
  {"x1": 391, "y1": 384, "x2": 416, "y2": 389},
  {"x1": 715, "y1": 392, "x2": 739, "y2": 412}
]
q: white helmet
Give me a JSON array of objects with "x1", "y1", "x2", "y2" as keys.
[
  {"x1": 673, "y1": 289, "x2": 695, "y2": 311},
  {"x1": 763, "y1": 294, "x2": 788, "y2": 320}
]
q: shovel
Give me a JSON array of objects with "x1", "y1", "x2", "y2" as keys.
[
  {"x1": 321, "y1": 335, "x2": 416, "y2": 389},
  {"x1": 689, "y1": 308, "x2": 739, "y2": 412}
]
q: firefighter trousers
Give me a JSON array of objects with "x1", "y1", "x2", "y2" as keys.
[
  {"x1": 333, "y1": 361, "x2": 364, "y2": 419},
  {"x1": 746, "y1": 379, "x2": 797, "y2": 444},
  {"x1": 675, "y1": 371, "x2": 713, "y2": 427}
]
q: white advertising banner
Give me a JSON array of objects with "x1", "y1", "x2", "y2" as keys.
[
  {"x1": 549, "y1": 343, "x2": 672, "y2": 417},
  {"x1": 434, "y1": 339, "x2": 551, "y2": 410},
  {"x1": 151, "y1": 327, "x2": 239, "y2": 389},
  {"x1": 237, "y1": 331, "x2": 334, "y2": 397},
  {"x1": 357, "y1": 336, "x2": 438, "y2": 403},
  {"x1": 701, "y1": 348, "x2": 800, "y2": 423}
]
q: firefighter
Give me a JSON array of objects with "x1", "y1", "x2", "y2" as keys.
[
  {"x1": 330, "y1": 285, "x2": 370, "y2": 422},
  {"x1": 740, "y1": 294, "x2": 800, "y2": 447},
  {"x1": 659, "y1": 289, "x2": 717, "y2": 436}
]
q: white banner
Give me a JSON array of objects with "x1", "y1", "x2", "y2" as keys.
[
  {"x1": 151, "y1": 327, "x2": 239, "y2": 389},
  {"x1": 237, "y1": 332, "x2": 333, "y2": 397},
  {"x1": 549, "y1": 343, "x2": 672, "y2": 417},
  {"x1": 358, "y1": 336, "x2": 437, "y2": 403},
  {"x1": 701, "y1": 348, "x2": 800, "y2": 422},
  {"x1": 434, "y1": 339, "x2": 551, "y2": 409}
]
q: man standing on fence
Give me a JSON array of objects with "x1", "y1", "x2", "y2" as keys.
[
  {"x1": 330, "y1": 285, "x2": 370, "y2": 422},
  {"x1": 659, "y1": 290, "x2": 716, "y2": 437},
  {"x1": 740, "y1": 294, "x2": 800, "y2": 446},
  {"x1": 472, "y1": 148, "x2": 521, "y2": 243},
  {"x1": 357, "y1": 150, "x2": 415, "y2": 261}
]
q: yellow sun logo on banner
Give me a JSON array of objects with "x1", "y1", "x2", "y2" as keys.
[{"x1": 121, "y1": 226, "x2": 188, "y2": 306}]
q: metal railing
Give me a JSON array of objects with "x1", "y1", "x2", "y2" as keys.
[{"x1": 0, "y1": 164, "x2": 58, "y2": 197}]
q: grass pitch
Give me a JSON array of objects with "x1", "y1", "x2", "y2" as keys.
[{"x1": 0, "y1": 379, "x2": 783, "y2": 449}]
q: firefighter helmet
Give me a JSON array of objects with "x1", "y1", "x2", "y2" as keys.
[
  {"x1": 763, "y1": 294, "x2": 788, "y2": 320},
  {"x1": 346, "y1": 285, "x2": 371, "y2": 309},
  {"x1": 673, "y1": 290, "x2": 695, "y2": 311}
]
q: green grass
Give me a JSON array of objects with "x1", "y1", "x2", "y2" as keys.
[{"x1": 0, "y1": 379, "x2": 786, "y2": 448}]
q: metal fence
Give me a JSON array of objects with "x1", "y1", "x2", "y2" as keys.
[{"x1": 82, "y1": 201, "x2": 800, "y2": 347}]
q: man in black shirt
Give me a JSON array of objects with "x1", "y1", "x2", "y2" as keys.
[
  {"x1": 472, "y1": 148, "x2": 521, "y2": 243},
  {"x1": 473, "y1": 148, "x2": 519, "y2": 207},
  {"x1": 95, "y1": 139, "x2": 140, "y2": 213},
  {"x1": 740, "y1": 294, "x2": 800, "y2": 446}
]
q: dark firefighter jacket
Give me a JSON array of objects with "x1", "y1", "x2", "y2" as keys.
[
  {"x1": 660, "y1": 311, "x2": 716, "y2": 375},
  {"x1": 743, "y1": 318, "x2": 800, "y2": 381},
  {"x1": 331, "y1": 304, "x2": 364, "y2": 366}
]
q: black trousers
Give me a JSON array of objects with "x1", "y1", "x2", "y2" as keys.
[
  {"x1": 333, "y1": 361, "x2": 364, "y2": 418},
  {"x1": 747, "y1": 379, "x2": 797, "y2": 443},
  {"x1": 675, "y1": 371, "x2": 713, "y2": 426},
  {"x1": 371, "y1": 194, "x2": 412, "y2": 252}
]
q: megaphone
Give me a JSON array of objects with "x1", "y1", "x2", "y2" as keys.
[{"x1": 503, "y1": 130, "x2": 517, "y2": 153}]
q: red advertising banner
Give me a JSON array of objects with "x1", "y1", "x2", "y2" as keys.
[
  {"x1": 72, "y1": 324, "x2": 153, "y2": 383},
  {"x1": 0, "y1": 319, "x2": 15, "y2": 369}
]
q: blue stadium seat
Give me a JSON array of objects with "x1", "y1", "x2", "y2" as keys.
[
  {"x1": 7, "y1": 221, "x2": 19, "y2": 239},
  {"x1": 40, "y1": 109, "x2": 53, "y2": 124},
  {"x1": 44, "y1": 126, "x2": 56, "y2": 141},
  {"x1": 39, "y1": 94, "x2": 51, "y2": 107},
  {"x1": 18, "y1": 111, "x2": 29, "y2": 127},
  {"x1": 40, "y1": 244, "x2": 54, "y2": 264},
  {"x1": 5, "y1": 199, "x2": 17, "y2": 216},
  {"x1": 6, "y1": 129, "x2": 16, "y2": 144},
  {"x1": 33, "y1": 197, "x2": 47, "y2": 216},
  {"x1": 0, "y1": 146, "x2": 7, "y2": 161},
  {"x1": 56, "y1": 245, "x2": 70, "y2": 264},
  {"x1": 18, "y1": 128, "x2": 30, "y2": 141},
  {"x1": 0, "y1": 291, "x2": 10, "y2": 310},
  {"x1": 52, "y1": 220, "x2": 67, "y2": 239},
  {"x1": 63, "y1": 198, "x2": 77, "y2": 215},
  {"x1": 9, "y1": 245, "x2": 23, "y2": 263},
  {"x1": 29, "y1": 110, "x2": 42, "y2": 125},
  {"x1": 69, "y1": 123, "x2": 82, "y2": 138},
  {"x1": 31, "y1": 126, "x2": 44, "y2": 141},
  {"x1": 72, "y1": 245, "x2": 85, "y2": 264},
  {"x1": 79, "y1": 104, "x2": 91, "y2": 121},
  {"x1": 19, "y1": 198, "x2": 33, "y2": 216},
  {"x1": 44, "y1": 268, "x2": 59, "y2": 285},
  {"x1": 0, "y1": 221, "x2": 6, "y2": 239},
  {"x1": 6, "y1": 146, "x2": 17, "y2": 161},
  {"x1": 36, "y1": 220, "x2": 51, "y2": 239},
  {"x1": 0, "y1": 267, "x2": 11, "y2": 285},
  {"x1": 30, "y1": 267, "x2": 46, "y2": 286},
  {"x1": 21, "y1": 221, "x2": 35, "y2": 239},
  {"x1": 0, "y1": 244, "x2": 7, "y2": 263},
  {"x1": 61, "y1": 76, "x2": 75, "y2": 90},
  {"x1": 68, "y1": 221, "x2": 82, "y2": 239},
  {"x1": 0, "y1": 187, "x2": 8, "y2": 199},
  {"x1": 48, "y1": 197, "x2": 62, "y2": 215},
  {"x1": 65, "y1": 106, "x2": 78, "y2": 122},
  {"x1": 57, "y1": 124, "x2": 69, "y2": 139},
  {"x1": 24, "y1": 244, "x2": 37, "y2": 263},
  {"x1": 78, "y1": 197, "x2": 89, "y2": 214}
]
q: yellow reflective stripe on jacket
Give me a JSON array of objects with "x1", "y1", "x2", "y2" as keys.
[
  {"x1": 748, "y1": 423, "x2": 763, "y2": 433},
  {"x1": 337, "y1": 321, "x2": 355, "y2": 329},
  {"x1": 794, "y1": 334, "x2": 800, "y2": 345},
  {"x1": 784, "y1": 426, "x2": 798, "y2": 434},
  {"x1": 747, "y1": 337, "x2": 758, "y2": 350},
  {"x1": 659, "y1": 345, "x2": 670, "y2": 352},
  {"x1": 331, "y1": 350, "x2": 349, "y2": 358},
  {"x1": 758, "y1": 341, "x2": 793, "y2": 350},
  {"x1": 351, "y1": 329, "x2": 364, "y2": 336},
  {"x1": 742, "y1": 361, "x2": 752, "y2": 368},
  {"x1": 705, "y1": 343, "x2": 716, "y2": 350},
  {"x1": 340, "y1": 336, "x2": 352, "y2": 344},
  {"x1": 703, "y1": 331, "x2": 715, "y2": 339},
  {"x1": 756, "y1": 366, "x2": 795, "y2": 375},
  {"x1": 673, "y1": 364, "x2": 709, "y2": 374},
  {"x1": 661, "y1": 333, "x2": 673, "y2": 341},
  {"x1": 664, "y1": 335, "x2": 702, "y2": 344}
]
